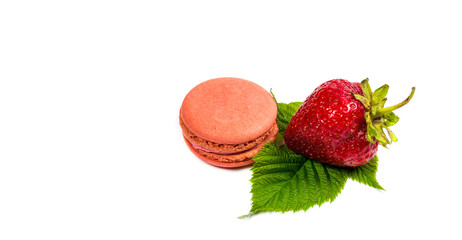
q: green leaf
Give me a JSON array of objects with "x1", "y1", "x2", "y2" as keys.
[
  {"x1": 275, "y1": 101, "x2": 303, "y2": 135},
  {"x1": 242, "y1": 142, "x2": 384, "y2": 218},
  {"x1": 346, "y1": 155, "x2": 384, "y2": 190},
  {"x1": 246, "y1": 142, "x2": 348, "y2": 216}
]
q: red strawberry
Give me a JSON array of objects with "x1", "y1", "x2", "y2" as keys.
[{"x1": 284, "y1": 78, "x2": 415, "y2": 167}]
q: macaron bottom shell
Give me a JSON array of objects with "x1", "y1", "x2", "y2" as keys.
[
  {"x1": 182, "y1": 122, "x2": 278, "y2": 168},
  {"x1": 183, "y1": 136, "x2": 255, "y2": 168}
]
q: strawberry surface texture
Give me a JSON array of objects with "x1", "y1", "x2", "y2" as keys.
[{"x1": 284, "y1": 79, "x2": 378, "y2": 167}]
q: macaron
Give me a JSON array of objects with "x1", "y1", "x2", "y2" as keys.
[{"x1": 180, "y1": 77, "x2": 278, "y2": 168}]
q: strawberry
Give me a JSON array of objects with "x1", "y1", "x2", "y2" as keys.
[{"x1": 284, "y1": 78, "x2": 415, "y2": 167}]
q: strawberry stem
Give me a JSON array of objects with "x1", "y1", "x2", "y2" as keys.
[{"x1": 374, "y1": 87, "x2": 415, "y2": 118}]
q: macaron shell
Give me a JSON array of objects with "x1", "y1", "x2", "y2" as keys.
[
  {"x1": 183, "y1": 136, "x2": 254, "y2": 168},
  {"x1": 180, "y1": 77, "x2": 277, "y2": 144},
  {"x1": 182, "y1": 122, "x2": 278, "y2": 168}
]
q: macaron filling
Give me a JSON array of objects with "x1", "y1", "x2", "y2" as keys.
[
  {"x1": 180, "y1": 117, "x2": 277, "y2": 154},
  {"x1": 182, "y1": 122, "x2": 278, "y2": 164},
  {"x1": 182, "y1": 132, "x2": 249, "y2": 155},
  {"x1": 180, "y1": 117, "x2": 278, "y2": 155}
]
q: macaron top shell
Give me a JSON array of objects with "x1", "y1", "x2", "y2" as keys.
[{"x1": 180, "y1": 77, "x2": 277, "y2": 144}]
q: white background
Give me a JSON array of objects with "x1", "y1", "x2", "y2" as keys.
[{"x1": 1, "y1": 1, "x2": 460, "y2": 239}]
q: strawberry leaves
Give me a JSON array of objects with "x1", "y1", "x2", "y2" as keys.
[
  {"x1": 275, "y1": 101, "x2": 303, "y2": 135},
  {"x1": 347, "y1": 155, "x2": 384, "y2": 190},
  {"x1": 241, "y1": 142, "x2": 349, "y2": 218},
  {"x1": 242, "y1": 144, "x2": 383, "y2": 218},
  {"x1": 241, "y1": 96, "x2": 384, "y2": 218},
  {"x1": 270, "y1": 90, "x2": 302, "y2": 136}
]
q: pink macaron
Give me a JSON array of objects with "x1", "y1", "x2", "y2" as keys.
[{"x1": 180, "y1": 77, "x2": 278, "y2": 168}]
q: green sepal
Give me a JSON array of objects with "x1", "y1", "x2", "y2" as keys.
[
  {"x1": 353, "y1": 79, "x2": 415, "y2": 148},
  {"x1": 352, "y1": 93, "x2": 370, "y2": 110},
  {"x1": 366, "y1": 125, "x2": 377, "y2": 143},
  {"x1": 360, "y1": 78, "x2": 373, "y2": 99},
  {"x1": 384, "y1": 125, "x2": 398, "y2": 142},
  {"x1": 374, "y1": 123, "x2": 390, "y2": 148},
  {"x1": 371, "y1": 84, "x2": 389, "y2": 106},
  {"x1": 383, "y1": 112, "x2": 400, "y2": 127},
  {"x1": 371, "y1": 105, "x2": 379, "y2": 116},
  {"x1": 378, "y1": 98, "x2": 387, "y2": 108},
  {"x1": 364, "y1": 112, "x2": 376, "y2": 143}
]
